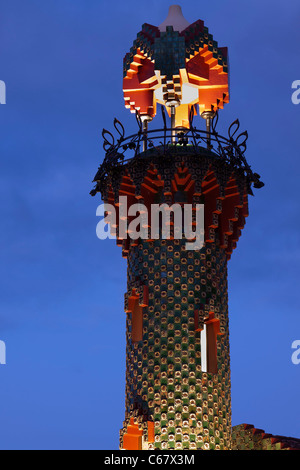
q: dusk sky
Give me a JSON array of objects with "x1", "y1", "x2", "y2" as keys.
[{"x1": 0, "y1": 0, "x2": 300, "y2": 450}]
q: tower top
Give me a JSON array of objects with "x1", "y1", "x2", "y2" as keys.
[
  {"x1": 158, "y1": 5, "x2": 190, "y2": 32},
  {"x1": 123, "y1": 6, "x2": 230, "y2": 128},
  {"x1": 91, "y1": 5, "x2": 265, "y2": 201}
]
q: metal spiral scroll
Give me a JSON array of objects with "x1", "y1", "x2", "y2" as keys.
[{"x1": 90, "y1": 106, "x2": 264, "y2": 196}]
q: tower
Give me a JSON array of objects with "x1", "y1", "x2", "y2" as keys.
[{"x1": 91, "y1": 5, "x2": 264, "y2": 450}]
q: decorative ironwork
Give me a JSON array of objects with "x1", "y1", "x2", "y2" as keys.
[{"x1": 90, "y1": 106, "x2": 264, "y2": 197}]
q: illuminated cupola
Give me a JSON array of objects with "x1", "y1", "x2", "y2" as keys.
[{"x1": 123, "y1": 4, "x2": 229, "y2": 130}]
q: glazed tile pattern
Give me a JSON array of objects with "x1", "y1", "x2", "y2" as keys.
[
  {"x1": 231, "y1": 424, "x2": 300, "y2": 450},
  {"x1": 120, "y1": 237, "x2": 231, "y2": 450}
]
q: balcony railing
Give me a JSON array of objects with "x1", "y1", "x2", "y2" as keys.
[{"x1": 90, "y1": 107, "x2": 264, "y2": 197}]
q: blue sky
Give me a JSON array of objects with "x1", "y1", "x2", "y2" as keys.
[{"x1": 0, "y1": 0, "x2": 299, "y2": 450}]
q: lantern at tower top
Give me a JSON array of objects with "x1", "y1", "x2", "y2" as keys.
[{"x1": 123, "y1": 5, "x2": 229, "y2": 129}]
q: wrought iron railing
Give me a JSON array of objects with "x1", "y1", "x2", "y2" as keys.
[{"x1": 90, "y1": 106, "x2": 264, "y2": 197}]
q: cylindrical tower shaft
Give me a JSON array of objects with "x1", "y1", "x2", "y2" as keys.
[
  {"x1": 90, "y1": 4, "x2": 264, "y2": 452},
  {"x1": 122, "y1": 237, "x2": 231, "y2": 450}
]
